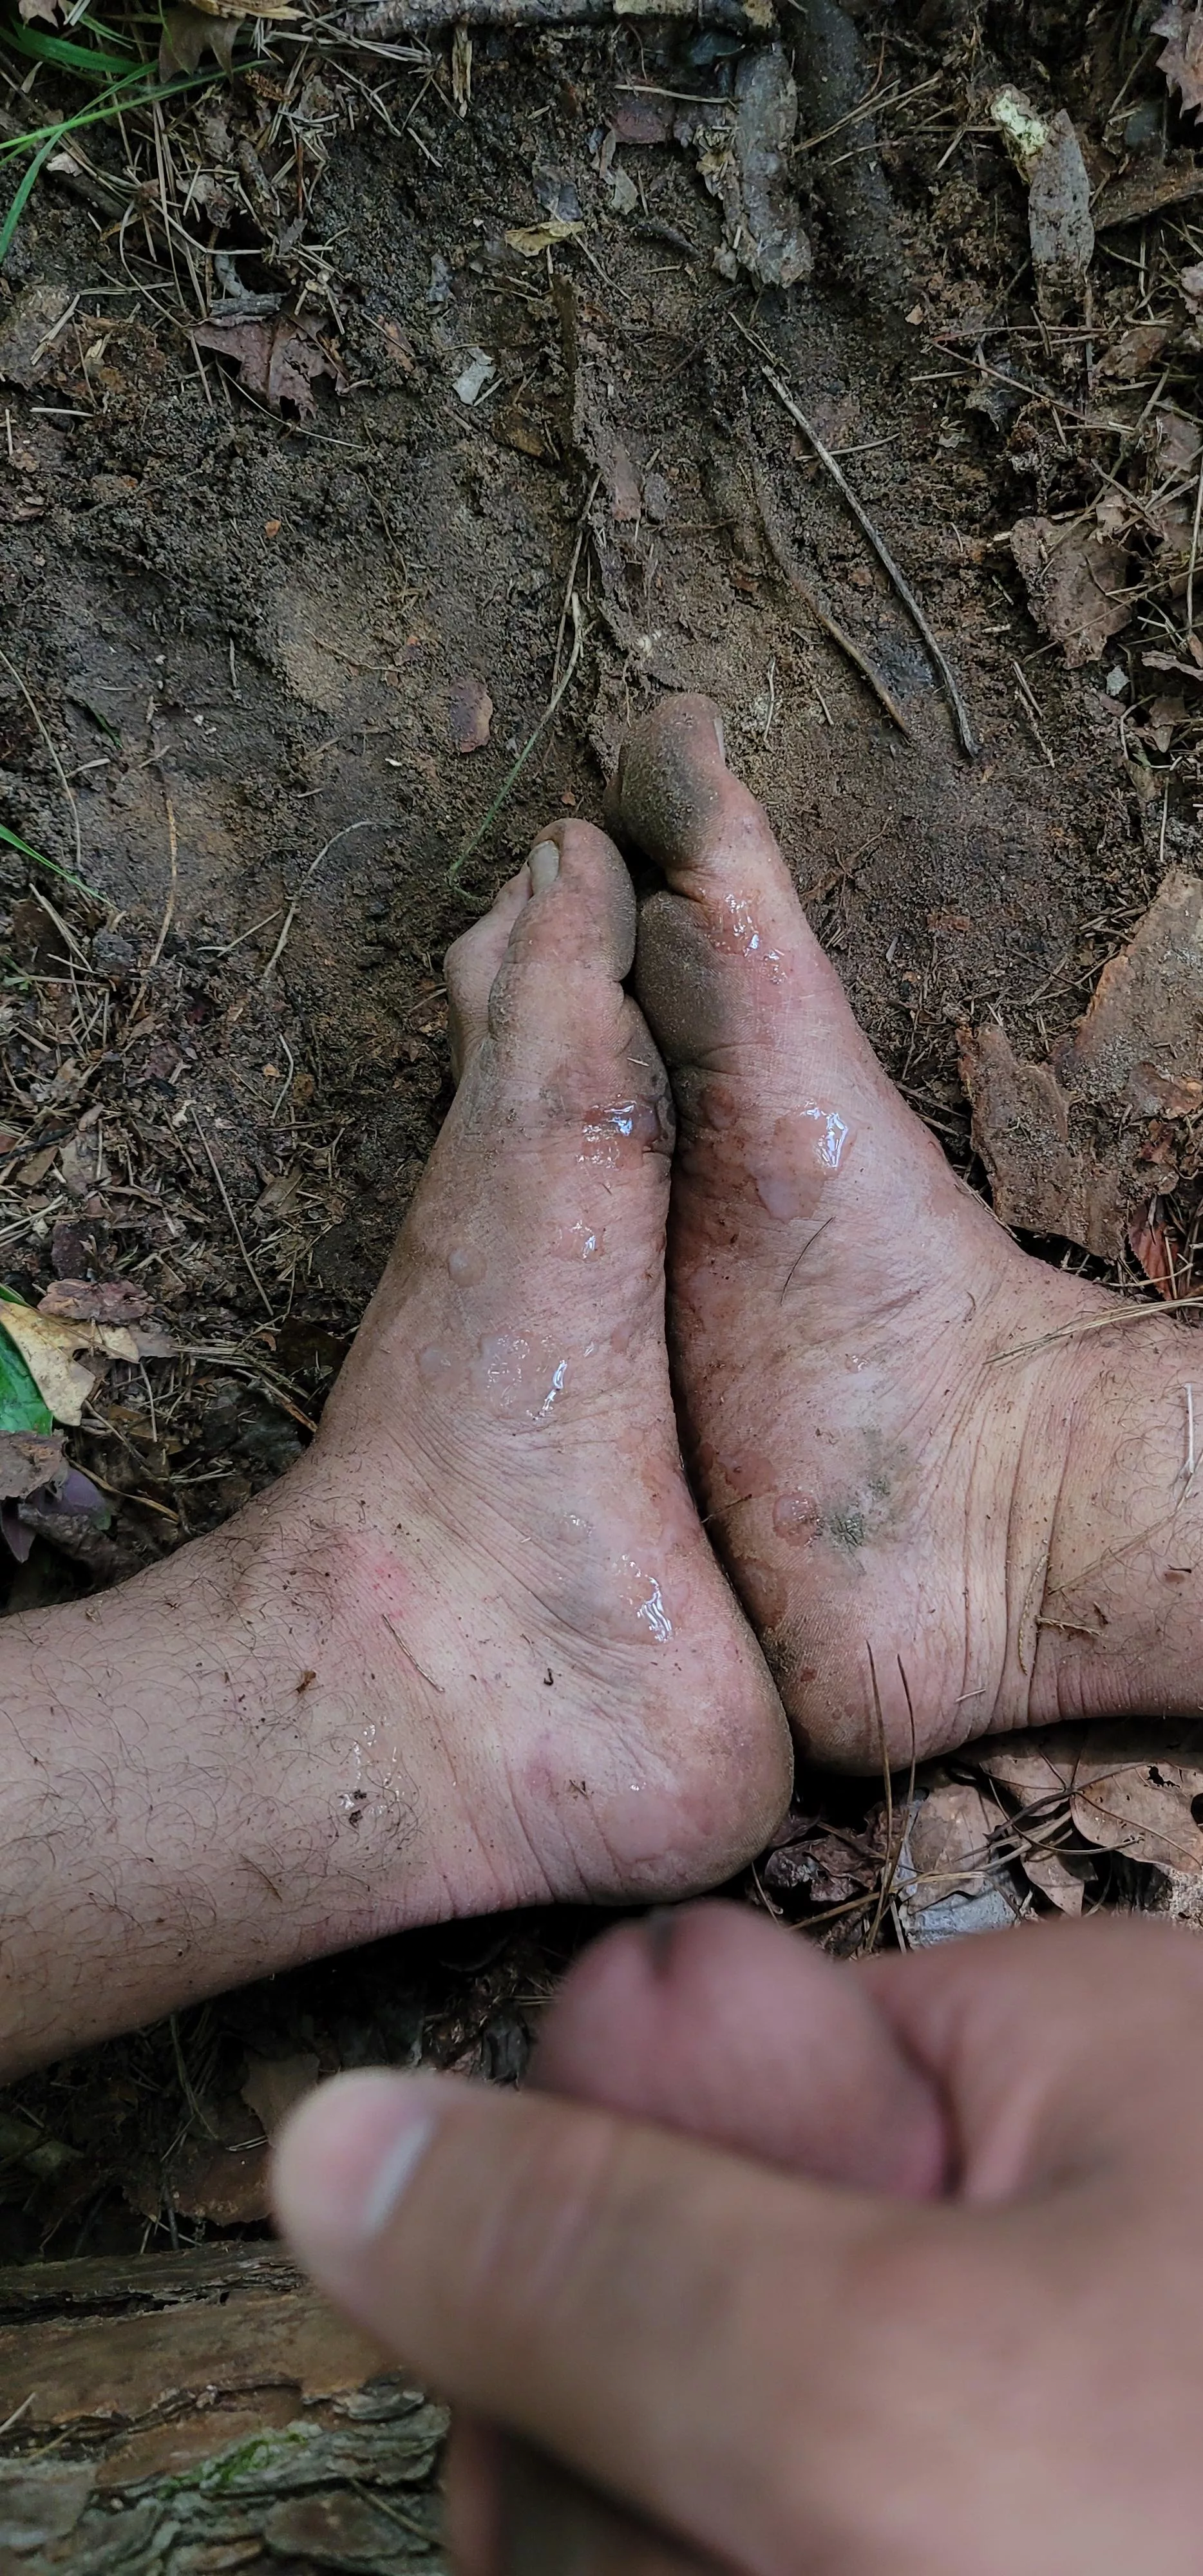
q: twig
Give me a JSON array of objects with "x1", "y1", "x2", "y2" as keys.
[
  {"x1": 748, "y1": 448, "x2": 912, "y2": 737},
  {"x1": 189, "y1": 1104, "x2": 275, "y2": 1321},
  {"x1": 744, "y1": 337, "x2": 980, "y2": 757},
  {"x1": 451, "y1": 594, "x2": 584, "y2": 891},
  {"x1": 551, "y1": 470, "x2": 600, "y2": 698},
  {"x1": 1187, "y1": 449, "x2": 1203, "y2": 639},
  {"x1": 991, "y1": 1293, "x2": 1203, "y2": 1363},
  {"x1": 342, "y1": 0, "x2": 757, "y2": 33},
  {"x1": 148, "y1": 793, "x2": 178, "y2": 968},
  {"x1": 260, "y1": 815, "x2": 381, "y2": 984},
  {"x1": 0, "y1": 643, "x2": 84, "y2": 875}
]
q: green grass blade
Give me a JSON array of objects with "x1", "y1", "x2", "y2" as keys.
[
  {"x1": 0, "y1": 134, "x2": 57, "y2": 265},
  {"x1": 0, "y1": 819, "x2": 100, "y2": 900},
  {"x1": 0, "y1": 63, "x2": 227, "y2": 164},
  {"x1": 4, "y1": 20, "x2": 138, "y2": 76}
]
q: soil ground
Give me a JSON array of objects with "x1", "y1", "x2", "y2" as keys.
[{"x1": 0, "y1": 0, "x2": 1200, "y2": 2548}]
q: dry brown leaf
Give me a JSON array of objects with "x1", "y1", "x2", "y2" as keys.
[
  {"x1": 0, "y1": 1430, "x2": 64, "y2": 1501},
  {"x1": 1010, "y1": 514, "x2": 1132, "y2": 665},
  {"x1": 240, "y1": 2049, "x2": 319, "y2": 2138},
  {"x1": 41, "y1": 1278, "x2": 150, "y2": 1325},
  {"x1": 193, "y1": 315, "x2": 348, "y2": 420},
  {"x1": 960, "y1": 870, "x2": 1203, "y2": 1260},
  {"x1": 0, "y1": 1304, "x2": 140, "y2": 1425},
  {"x1": 974, "y1": 1721, "x2": 1203, "y2": 1880},
  {"x1": 905, "y1": 1782, "x2": 998, "y2": 1908},
  {"x1": 448, "y1": 674, "x2": 493, "y2": 755},
  {"x1": 504, "y1": 218, "x2": 585, "y2": 256},
  {"x1": 1155, "y1": 0, "x2": 1203, "y2": 115}
]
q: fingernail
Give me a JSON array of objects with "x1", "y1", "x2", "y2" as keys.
[
  {"x1": 272, "y1": 2070, "x2": 442, "y2": 2262},
  {"x1": 529, "y1": 839, "x2": 560, "y2": 894}
]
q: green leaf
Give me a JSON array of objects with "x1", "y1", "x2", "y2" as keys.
[{"x1": 0, "y1": 1297, "x2": 53, "y2": 1436}]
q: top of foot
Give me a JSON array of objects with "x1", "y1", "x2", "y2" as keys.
[
  {"x1": 609, "y1": 696, "x2": 1169, "y2": 1770},
  {"x1": 283, "y1": 811, "x2": 791, "y2": 1919}
]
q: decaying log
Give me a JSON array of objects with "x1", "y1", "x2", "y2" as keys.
[
  {"x1": 0, "y1": 2244, "x2": 448, "y2": 2572},
  {"x1": 341, "y1": 0, "x2": 772, "y2": 44}
]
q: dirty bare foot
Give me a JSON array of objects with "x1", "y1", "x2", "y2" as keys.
[
  {"x1": 0, "y1": 817, "x2": 789, "y2": 2072},
  {"x1": 611, "y1": 695, "x2": 1203, "y2": 1767}
]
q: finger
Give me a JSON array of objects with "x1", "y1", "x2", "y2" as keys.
[
  {"x1": 450, "y1": 2416, "x2": 725, "y2": 2576},
  {"x1": 272, "y1": 2065, "x2": 885, "y2": 2575},
  {"x1": 495, "y1": 2440, "x2": 729, "y2": 2575},
  {"x1": 860, "y1": 1915, "x2": 1203, "y2": 2198},
  {"x1": 532, "y1": 1901, "x2": 947, "y2": 2197}
]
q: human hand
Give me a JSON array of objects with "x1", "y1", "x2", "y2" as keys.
[{"x1": 274, "y1": 1904, "x2": 1203, "y2": 2573}]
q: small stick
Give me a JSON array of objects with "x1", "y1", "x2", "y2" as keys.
[
  {"x1": 0, "y1": 642, "x2": 84, "y2": 875},
  {"x1": 551, "y1": 471, "x2": 600, "y2": 699},
  {"x1": 990, "y1": 1293, "x2": 1203, "y2": 1363},
  {"x1": 451, "y1": 594, "x2": 584, "y2": 891},
  {"x1": 148, "y1": 793, "x2": 178, "y2": 969},
  {"x1": 261, "y1": 815, "x2": 380, "y2": 985},
  {"x1": 189, "y1": 1104, "x2": 275, "y2": 1322},
  {"x1": 749, "y1": 450, "x2": 912, "y2": 737},
  {"x1": 1186, "y1": 1381, "x2": 1196, "y2": 1495},
  {"x1": 343, "y1": 0, "x2": 757, "y2": 35},
  {"x1": 753, "y1": 352, "x2": 980, "y2": 757}
]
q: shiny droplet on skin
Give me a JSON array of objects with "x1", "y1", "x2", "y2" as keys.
[
  {"x1": 773, "y1": 1492, "x2": 822, "y2": 1542},
  {"x1": 448, "y1": 1242, "x2": 486, "y2": 1286}
]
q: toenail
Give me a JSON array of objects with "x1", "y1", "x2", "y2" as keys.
[
  {"x1": 712, "y1": 714, "x2": 726, "y2": 763},
  {"x1": 529, "y1": 840, "x2": 560, "y2": 893}
]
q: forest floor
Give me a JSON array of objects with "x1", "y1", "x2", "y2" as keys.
[{"x1": 3, "y1": 0, "x2": 1203, "y2": 2559}]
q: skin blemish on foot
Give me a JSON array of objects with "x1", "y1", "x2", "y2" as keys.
[
  {"x1": 555, "y1": 1220, "x2": 606, "y2": 1260},
  {"x1": 773, "y1": 1492, "x2": 822, "y2": 1543},
  {"x1": 417, "y1": 1345, "x2": 462, "y2": 1390},
  {"x1": 448, "y1": 1243, "x2": 486, "y2": 1287},
  {"x1": 751, "y1": 1107, "x2": 853, "y2": 1221}
]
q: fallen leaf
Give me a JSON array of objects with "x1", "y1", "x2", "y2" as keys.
[
  {"x1": 960, "y1": 870, "x2": 1203, "y2": 1260},
  {"x1": 169, "y1": 2140, "x2": 272, "y2": 2226},
  {"x1": 1155, "y1": 0, "x2": 1203, "y2": 115},
  {"x1": 904, "y1": 1781, "x2": 999, "y2": 1907},
  {"x1": 40, "y1": 1277, "x2": 150, "y2": 1325},
  {"x1": 1097, "y1": 321, "x2": 1171, "y2": 381},
  {"x1": 0, "y1": 1304, "x2": 52, "y2": 1437},
  {"x1": 0, "y1": 1430, "x2": 64, "y2": 1501},
  {"x1": 612, "y1": 98, "x2": 672, "y2": 143},
  {"x1": 504, "y1": 219, "x2": 585, "y2": 256},
  {"x1": 1010, "y1": 514, "x2": 1132, "y2": 665},
  {"x1": 240, "y1": 2050, "x2": 319, "y2": 2138},
  {"x1": 193, "y1": 315, "x2": 347, "y2": 419},
  {"x1": 973, "y1": 1721, "x2": 1203, "y2": 1880},
  {"x1": 453, "y1": 348, "x2": 497, "y2": 406},
  {"x1": 448, "y1": 674, "x2": 493, "y2": 755},
  {"x1": 1129, "y1": 1211, "x2": 1182, "y2": 1294},
  {"x1": 0, "y1": 1297, "x2": 140, "y2": 1426}
]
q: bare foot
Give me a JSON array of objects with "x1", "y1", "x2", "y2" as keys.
[
  {"x1": 0, "y1": 815, "x2": 792, "y2": 2069},
  {"x1": 611, "y1": 696, "x2": 1203, "y2": 1768}
]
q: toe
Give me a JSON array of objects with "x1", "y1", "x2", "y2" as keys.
[
  {"x1": 446, "y1": 869, "x2": 530, "y2": 1082},
  {"x1": 479, "y1": 821, "x2": 666, "y2": 1129},
  {"x1": 607, "y1": 694, "x2": 790, "y2": 905},
  {"x1": 614, "y1": 697, "x2": 879, "y2": 1099}
]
